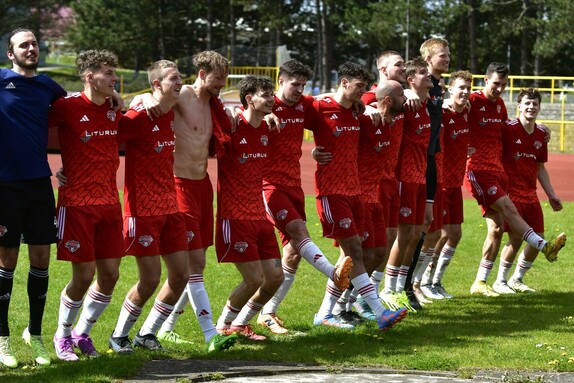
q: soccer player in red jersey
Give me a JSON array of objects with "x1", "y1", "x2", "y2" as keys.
[
  {"x1": 50, "y1": 50, "x2": 124, "y2": 362},
  {"x1": 465, "y1": 63, "x2": 566, "y2": 296},
  {"x1": 379, "y1": 57, "x2": 433, "y2": 312},
  {"x1": 139, "y1": 52, "x2": 237, "y2": 352},
  {"x1": 256, "y1": 60, "x2": 353, "y2": 335},
  {"x1": 417, "y1": 70, "x2": 472, "y2": 300},
  {"x1": 492, "y1": 88, "x2": 563, "y2": 294},
  {"x1": 108, "y1": 60, "x2": 190, "y2": 353},
  {"x1": 311, "y1": 62, "x2": 407, "y2": 331},
  {"x1": 361, "y1": 51, "x2": 407, "y2": 295},
  {"x1": 214, "y1": 76, "x2": 284, "y2": 341},
  {"x1": 331, "y1": 80, "x2": 407, "y2": 323}
]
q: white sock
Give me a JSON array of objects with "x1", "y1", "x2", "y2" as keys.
[
  {"x1": 496, "y1": 260, "x2": 513, "y2": 283},
  {"x1": 297, "y1": 238, "x2": 335, "y2": 278},
  {"x1": 232, "y1": 300, "x2": 263, "y2": 326},
  {"x1": 56, "y1": 290, "x2": 83, "y2": 338},
  {"x1": 261, "y1": 267, "x2": 296, "y2": 315},
  {"x1": 512, "y1": 251, "x2": 533, "y2": 281},
  {"x1": 383, "y1": 265, "x2": 400, "y2": 293},
  {"x1": 113, "y1": 298, "x2": 142, "y2": 338},
  {"x1": 476, "y1": 259, "x2": 494, "y2": 282},
  {"x1": 333, "y1": 289, "x2": 352, "y2": 315},
  {"x1": 396, "y1": 265, "x2": 410, "y2": 292},
  {"x1": 413, "y1": 250, "x2": 430, "y2": 284},
  {"x1": 433, "y1": 245, "x2": 455, "y2": 284},
  {"x1": 216, "y1": 301, "x2": 240, "y2": 330},
  {"x1": 159, "y1": 290, "x2": 189, "y2": 333},
  {"x1": 74, "y1": 286, "x2": 111, "y2": 336},
  {"x1": 316, "y1": 280, "x2": 343, "y2": 319},
  {"x1": 139, "y1": 299, "x2": 175, "y2": 336},
  {"x1": 186, "y1": 274, "x2": 217, "y2": 342},
  {"x1": 523, "y1": 228, "x2": 546, "y2": 251},
  {"x1": 370, "y1": 271, "x2": 385, "y2": 293},
  {"x1": 352, "y1": 273, "x2": 385, "y2": 317}
]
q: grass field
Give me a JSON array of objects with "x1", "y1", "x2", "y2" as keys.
[{"x1": 2, "y1": 198, "x2": 573, "y2": 382}]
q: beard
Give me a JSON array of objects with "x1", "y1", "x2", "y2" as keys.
[{"x1": 14, "y1": 55, "x2": 38, "y2": 71}]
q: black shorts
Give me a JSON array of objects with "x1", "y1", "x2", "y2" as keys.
[{"x1": 0, "y1": 177, "x2": 57, "y2": 247}]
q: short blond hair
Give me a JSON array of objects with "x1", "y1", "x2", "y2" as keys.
[
  {"x1": 147, "y1": 59, "x2": 178, "y2": 87},
  {"x1": 420, "y1": 38, "x2": 449, "y2": 59},
  {"x1": 193, "y1": 51, "x2": 229, "y2": 75}
]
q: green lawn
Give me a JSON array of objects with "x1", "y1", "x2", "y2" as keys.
[{"x1": 3, "y1": 198, "x2": 573, "y2": 382}]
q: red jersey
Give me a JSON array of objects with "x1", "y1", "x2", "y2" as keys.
[
  {"x1": 263, "y1": 95, "x2": 314, "y2": 187},
  {"x1": 502, "y1": 118, "x2": 548, "y2": 203},
  {"x1": 118, "y1": 104, "x2": 178, "y2": 217},
  {"x1": 49, "y1": 92, "x2": 121, "y2": 207},
  {"x1": 466, "y1": 90, "x2": 508, "y2": 172},
  {"x1": 441, "y1": 108, "x2": 470, "y2": 188},
  {"x1": 217, "y1": 114, "x2": 270, "y2": 220},
  {"x1": 358, "y1": 115, "x2": 402, "y2": 203},
  {"x1": 396, "y1": 101, "x2": 431, "y2": 184},
  {"x1": 310, "y1": 97, "x2": 361, "y2": 197}
]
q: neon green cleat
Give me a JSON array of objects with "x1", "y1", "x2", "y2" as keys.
[
  {"x1": 0, "y1": 336, "x2": 18, "y2": 368},
  {"x1": 23, "y1": 327, "x2": 51, "y2": 366},
  {"x1": 207, "y1": 333, "x2": 237, "y2": 353},
  {"x1": 157, "y1": 330, "x2": 193, "y2": 345},
  {"x1": 542, "y1": 233, "x2": 567, "y2": 263},
  {"x1": 470, "y1": 280, "x2": 499, "y2": 297},
  {"x1": 396, "y1": 291, "x2": 417, "y2": 313}
]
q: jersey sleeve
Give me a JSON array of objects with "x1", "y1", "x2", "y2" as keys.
[
  {"x1": 117, "y1": 108, "x2": 143, "y2": 144},
  {"x1": 48, "y1": 97, "x2": 67, "y2": 129}
]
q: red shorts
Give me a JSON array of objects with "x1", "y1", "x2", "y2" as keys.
[
  {"x1": 397, "y1": 182, "x2": 426, "y2": 225},
  {"x1": 505, "y1": 200, "x2": 544, "y2": 233},
  {"x1": 124, "y1": 213, "x2": 188, "y2": 256},
  {"x1": 263, "y1": 184, "x2": 306, "y2": 246},
  {"x1": 175, "y1": 175, "x2": 214, "y2": 250},
  {"x1": 464, "y1": 170, "x2": 508, "y2": 216},
  {"x1": 378, "y1": 178, "x2": 400, "y2": 228},
  {"x1": 215, "y1": 218, "x2": 281, "y2": 263},
  {"x1": 442, "y1": 187, "x2": 464, "y2": 225},
  {"x1": 56, "y1": 204, "x2": 124, "y2": 262},
  {"x1": 428, "y1": 187, "x2": 444, "y2": 232},
  {"x1": 316, "y1": 195, "x2": 365, "y2": 239},
  {"x1": 362, "y1": 202, "x2": 386, "y2": 248}
]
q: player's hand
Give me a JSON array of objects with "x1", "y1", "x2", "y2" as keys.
[
  {"x1": 467, "y1": 146, "x2": 476, "y2": 156},
  {"x1": 226, "y1": 107, "x2": 242, "y2": 133},
  {"x1": 110, "y1": 90, "x2": 125, "y2": 111},
  {"x1": 136, "y1": 93, "x2": 165, "y2": 120},
  {"x1": 311, "y1": 146, "x2": 332, "y2": 165},
  {"x1": 55, "y1": 167, "x2": 68, "y2": 187},
  {"x1": 549, "y1": 195, "x2": 563, "y2": 211},
  {"x1": 265, "y1": 113, "x2": 281, "y2": 132},
  {"x1": 404, "y1": 88, "x2": 422, "y2": 111}
]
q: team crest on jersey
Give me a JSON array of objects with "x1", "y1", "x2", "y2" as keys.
[
  {"x1": 339, "y1": 218, "x2": 352, "y2": 229},
  {"x1": 234, "y1": 241, "x2": 248, "y2": 253},
  {"x1": 276, "y1": 209, "x2": 288, "y2": 221},
  {"x1": 479, "y1": 118, "x2": 487, "y2": 127},
  {"x1": 497, "y1": 105, "x2": 501, "y2": 114},
  {"x1": 186, "y1": 231, "x2": 195, "y2": 243},
  {"x1": 487, "y1": 186, "x2": 498, "y2": 195},
  {"x1": 534, "y1": 140, "x2": 542, "y2": 150},
  {"x1": 65, "y1": 240, "x2": 81, "y2": 253},
  {"x1": 138, "y1": 235, "x2": 153, "y2": 247},
  {"x1": 400, "y1": 207, "x2": 412, "y2": 217},
  {"x1": 295, "y1": 104, "x2": 304, "y2": 112},
  {"x1": 0, "y1": 226, "x2": 7, "y2": 237},
  {"x1": 107, "y1": 109, "x2": 116, "y2": 122},
  {"x1": 261, "y1": 135, "x2": 269, "y2": 146},
  {"x1": 80, "y1": 131, "x2": 92, "y2": 143}
]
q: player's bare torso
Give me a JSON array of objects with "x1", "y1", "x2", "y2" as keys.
[{"x1": 173, "y1": 84, "x2": 213, "y2": 180}]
